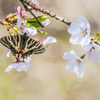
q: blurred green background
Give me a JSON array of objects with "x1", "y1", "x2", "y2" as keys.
[{"x1": 0, "y1": 0, "x2": 100, "y2": 100}]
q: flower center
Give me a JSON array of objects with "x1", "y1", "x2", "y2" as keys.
[
  {"x1": 74, "y1": 59, "x2": 81, "y2": 65},
  {"x1": 80, "y1": 28, "x2": 87, "y2": 36}
]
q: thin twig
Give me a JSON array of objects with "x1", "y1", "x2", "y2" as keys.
[
  {"x1": 20, "y1": 0, "x2": 44, "y2": 27},
  {"x1": 20, "y1": 0, "x2": 71, "y2": 26}
]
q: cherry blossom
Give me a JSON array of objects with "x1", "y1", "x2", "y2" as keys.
[
  {"x1": 68, "y1": 16, "x2": 91, "y2": 47},
  {"x1": 83, "y1": 43, "x2": 99, "y2": 62},
  {"x1": 5, "y1": 62, "x2": 33, "y2": 72},
  {"x1": 63, "y1": 50, "x2": 84, "y2": 78}
]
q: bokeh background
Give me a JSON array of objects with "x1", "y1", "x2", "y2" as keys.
[{"x1": 0, "y1": 0, "x2": 100, "y2": 100}]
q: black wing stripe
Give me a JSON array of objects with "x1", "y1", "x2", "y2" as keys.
[
  {"x1": 0, "y1": 35, "x2": 45, "y2": 56},
  {"x1": 0, "y1": 38, "x2": 10, "y2": 49},
  {"x1": 11, "y1": 36, "x2": 16, "y2": 46},
  {"x1": 28, "y1": 40, "x2": 37, "y2": 49},
  {"x1": 0, "y1": 37, "x2": 11, "y2": 49}
]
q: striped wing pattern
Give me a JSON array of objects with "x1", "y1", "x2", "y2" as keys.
[{"x1": 0, "y1": 34, "x2": 45, "y2": 57}]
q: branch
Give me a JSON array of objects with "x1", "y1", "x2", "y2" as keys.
[
  {"x1": 20, "y1": 0, "x2": 44, "y2": 27},
  {"x1": 20, "y1": 0, "x2": 71, "y2": 26}
]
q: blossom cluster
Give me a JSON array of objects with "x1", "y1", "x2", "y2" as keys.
[
  {"x1": 0, "y1": 0, "x2": 57, "y2": 72},
  {"x1": 0, "y1": 0, "x2": 100, "y2": 79},
  {"x1": 63, "y1": 16, "x2": 100, "y2": 78}
]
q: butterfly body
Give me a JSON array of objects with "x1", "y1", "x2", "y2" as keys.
[{"x1": 0, "y1": 34, "x2": 45, "y2": 58}]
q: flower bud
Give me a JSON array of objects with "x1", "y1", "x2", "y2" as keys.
[{"x1": 13, "y1": 27, "x2": 18, "y2": 32}]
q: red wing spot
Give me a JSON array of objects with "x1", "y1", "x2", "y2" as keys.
[{"x1": 18, "y1": 50, "x2": 23, "y2": 54}]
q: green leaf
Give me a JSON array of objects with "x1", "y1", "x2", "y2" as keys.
[
  {"x1": 93, "y1": 32, "x2": 100, "y2": 41},
  {"x1": 26, "y1": 15, "x2": 50, "y2": 28},
  {"x1": 37, "y1": 29, "x2": 48, "y2": 35}
]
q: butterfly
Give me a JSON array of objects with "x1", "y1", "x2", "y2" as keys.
[{"x1": 0, "y1": 34, "x2": 45, "y2": 58}]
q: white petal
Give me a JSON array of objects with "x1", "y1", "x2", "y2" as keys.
[
  {"x1": 27, "y1": 55, "x2": 33, "y2": 61},
  {"x1": 41, "y1": 19, "x2": 50, "y2": 26},
  {"x1": 69, "y1": 33, "x2": 83, "y2": 45},
  {"x1": 68, "y1": 23, "x2": 82, "y2": 35},
  {"x1": 83, "y1": 44, "x2": 92, "y2": 52},
  {"x1": 86, "y1": 49, "x2": 99, "y2": 62},
  {"x1": 5, "y1": 63, "x2": 17, "y2": 72},
  {"x1": 17, "y1": 6, "x2": 21, "y2": 15},
  {"x1": 43, "y1": 36, "x2": 57, "y2": 46},
  {"x1": 66, "y1": 60, "x2": 78, "y2": 72},
  {"x1": 92, "y1": 43, "x2": 100, "y2": 49},
  {"x1": 22, "y1": 20, "x2": 26, "y2": 25},
  {"x1": 24, "y1": 58, "x2": 30, "y2": 63},
  {"x1": 83, "y1": 43, "x2": 99, "y2": 52},
  {"x1": 81, "y1": 34, "x2": 90, "y2": 47},
  {"x1": 15, "y1": 62, "x2": 33, "y2": 71},
  {"x1": 23, "y1": 27, "x2": 37, "y2": 36},
  {"x1": 24, "y1": 55, "x2": 33, "y2": 63},
  {"x1": 5, "y1": 62, "x2": 33, "y2": 72},
  {"x1": 6, "y1": 50, "x2": 11, "y2": 58},
  {"x1": 63, "y1": 50, "x2": 78, "y2": 60},
  {"x1": 76, "y1": 63, "x2": 84, "y2": 78},
  {"x1": 67, "y1": 59, "x2": 83, "y2": 78},
  {"x1": 17, "y1": 15, "x2": 22, "y2": 28},
  {"x1": 77, "y1": 16, "x2": 90, "y2": 30}
]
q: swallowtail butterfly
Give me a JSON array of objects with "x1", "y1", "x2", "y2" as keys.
[{"x1": 0, "y1": 34, "x2": 45, "y2": 58}]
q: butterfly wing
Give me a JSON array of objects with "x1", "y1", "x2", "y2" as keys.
[{"x1": 0, "y1": 35, "x2": 45, "y2": 57}]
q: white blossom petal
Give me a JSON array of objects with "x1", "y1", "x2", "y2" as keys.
[
  {"x1": 6, "y1": 50, "x2": 11, "y2": 58},
  {"x1": 69, "y1": 33, "x2": 83, "y2": 45},
  {"x1": 83, "y1": 44, "x2": 92, "y2": 52},
  {"x1": 86, "y1": 49, "x2": 99, "y2": 62},
  {"x1": 17, "y1": 6, "x2": 21, "y2": 15},
  {"x1": 27, "y1": 55, "x2": 33, "y2": 61},
  {"x1": 43, "y1": 36, "x2": 57, "y2": 47},
  {"x1": 76, "y1": 63, "x2": 84, "y2": 78},
  {"x1": 17, "y1": 15, "x2": 22, "y2": 28},
  {"x1": 68, "y1": 23, "x2": 82, "y2": 35},
  {"x1": 41, "y1": 19, "x2": 50, "y2": 26},
  {"x1": 22, "y1": 20, "x2": 26, "y2": 25},
  {"x1": 23, "y1": 27, "x2": 37, "y2": 36},
  {"x1": 77, "y1": 16, "x2": 89, "y2": 30},
  {"x1": 5, "y1": 62, "x2": 33, "y2": 72},
  {"x1": 63, "y1": 50, "x2": 84, "y2": 78},
  {"x1": 92, "y1": 44, "x2": 100, "y2": 49},
  {"x1": 16, "y1": 6, "x2": 22, "y2": 28},
  {"x1": 67, "y1": 59, "x2": 83, "y2": 78},
  {"x1": 81, "y1": 34, "x2": 90, "y2": 47},
  {"x1": 66, "y1": 60, "x2": 78, "y2": 72},
  {"x1": 83, "y1": 44, "x2": 99, "y2": 62},
  {"x1": 63, "y1": 50, "x2": 78, "y2": 60},
  {"x1": 24, "y1": 55, "x2": 33, "y2": 62},
  {"x1": 5, "y1": 63, "x2": 16, "y2": 72}
]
